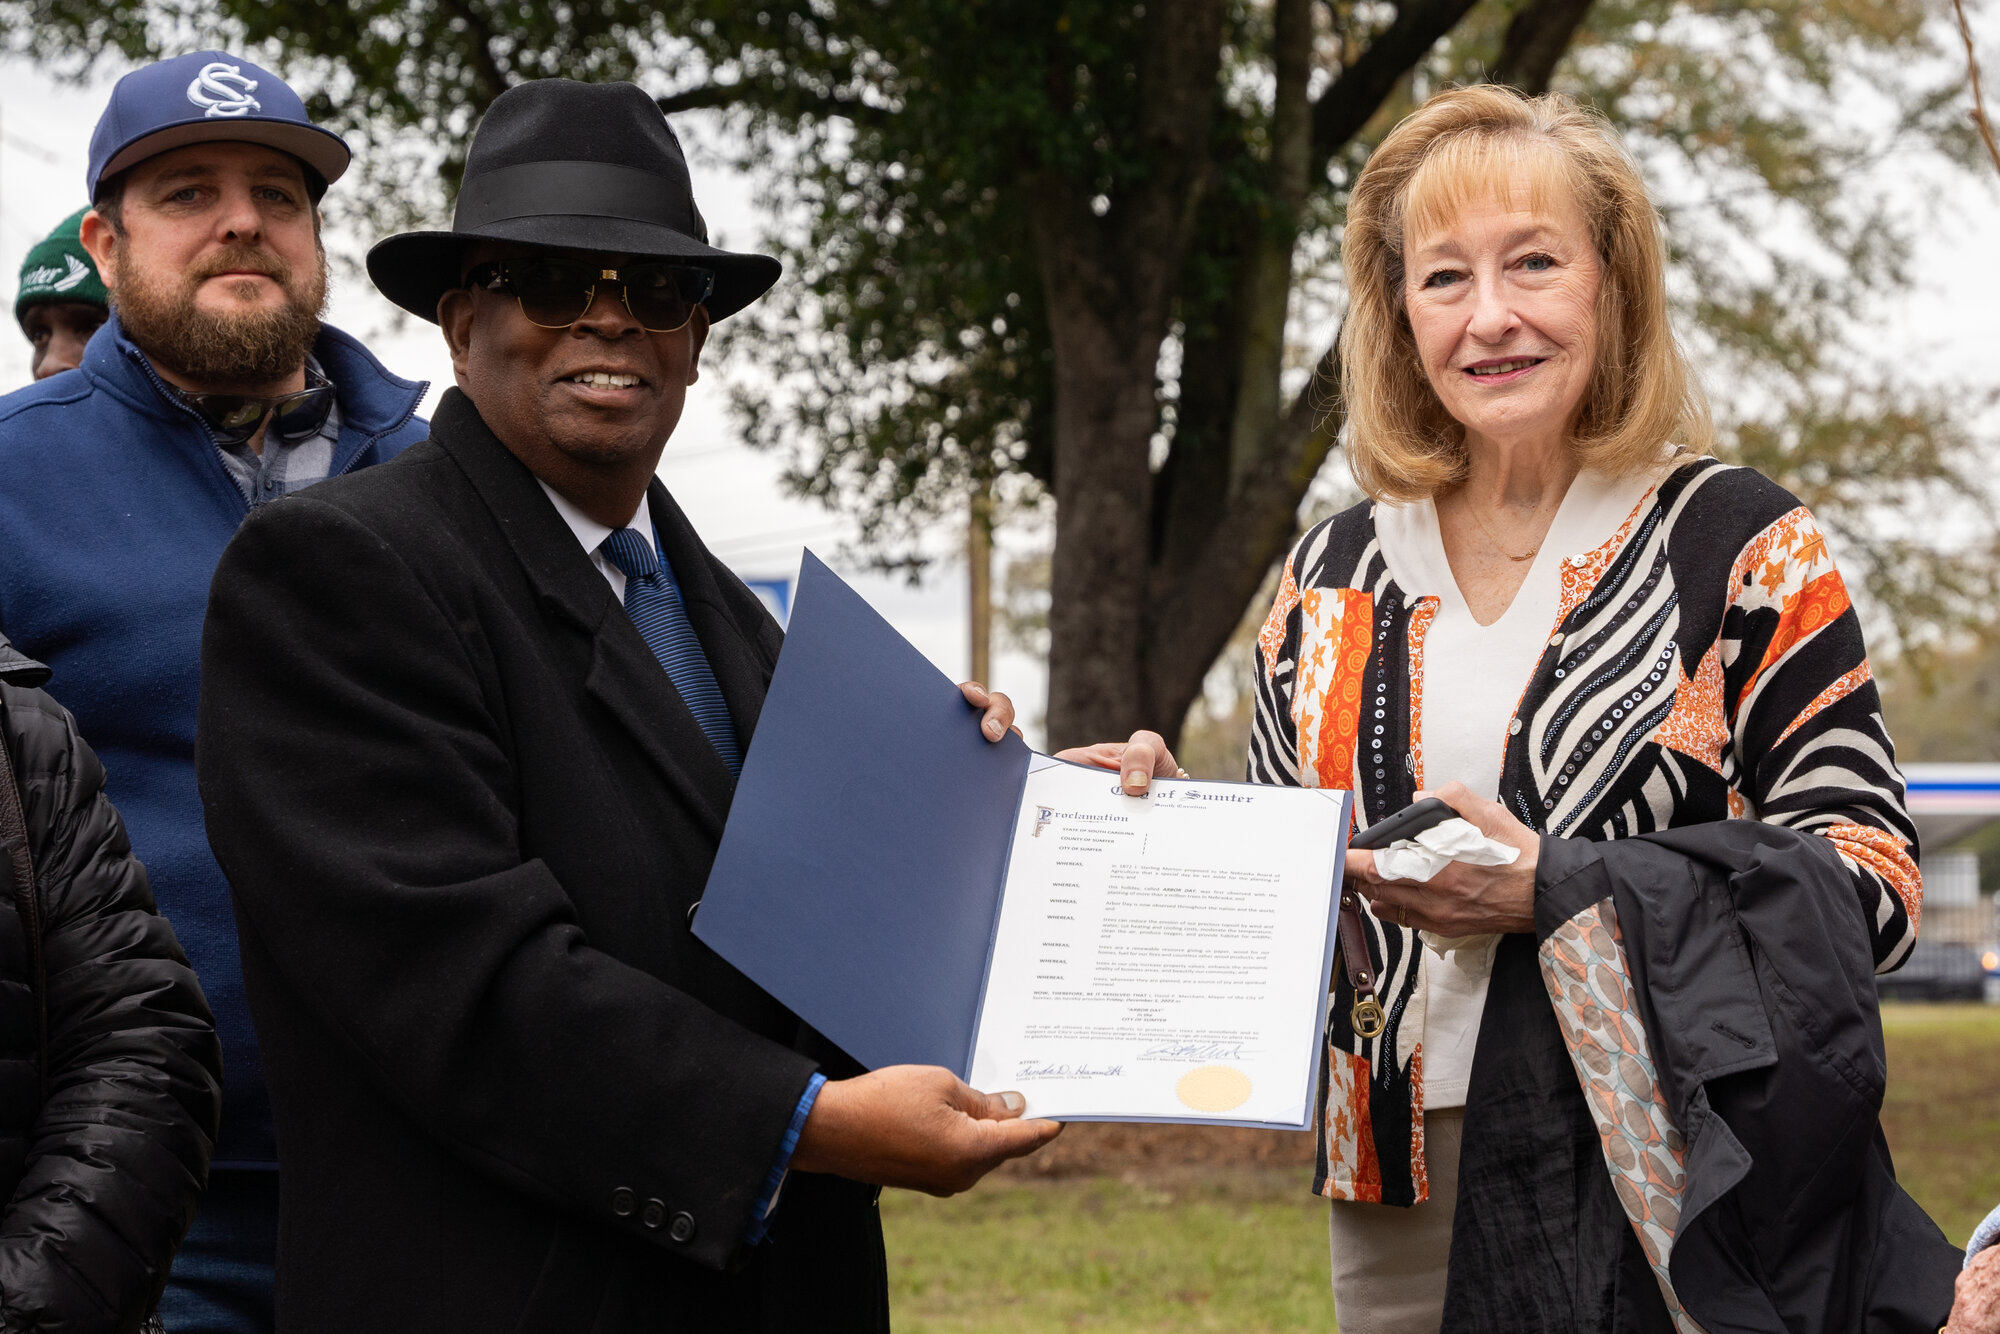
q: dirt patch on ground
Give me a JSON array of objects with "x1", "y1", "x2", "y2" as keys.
[{"x1": 996, "y1": 1122, "x2": 1318, "y2": 1180}]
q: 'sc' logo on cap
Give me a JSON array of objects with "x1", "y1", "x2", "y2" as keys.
[{"x1": 186, "y1": 62, "x2": 261, "y2": 118}]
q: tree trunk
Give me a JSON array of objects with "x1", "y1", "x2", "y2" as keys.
[
  {"x1": 1136, "y1": 0, "x2": 1319, "y2": 734},
  {"x1": 1039, "y1": 0, "x2": 1515, "y2": 752},
  {"x1": 967, "y1": 483, "x2": 991, "y2": 687},
  {"x1": 1042, "y1": 300, "x2": 1169, "y2": 749},
  {"x1": 1034, "y1": 0, "x2": 1226, "y2": 750},
  {"x1": 1121, "y1": 0, "x2": 1482, "y2": 753},
  {"x1": 1490, "y1": 0, "x2": 1597, "y2": 95},
  {"x1": 1144, "y1": 348, "x2": 1344, "y2": 749},
  {"x1": 1108, "y1": 0, "x2": 1326, "y2": 754}
]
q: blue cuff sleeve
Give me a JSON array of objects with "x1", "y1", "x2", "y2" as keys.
[{"x1": 744, "y1": 1072, "x2": 826, "y2": 1245}]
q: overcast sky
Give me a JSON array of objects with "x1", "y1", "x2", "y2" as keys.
[{"x1": 2, "y1": 32, "x2": 1998, "y2": 747}]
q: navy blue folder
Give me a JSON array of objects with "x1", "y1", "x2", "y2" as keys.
[
  {"x1": 695, "y1": 553, "x2": 1348, "y2": 1128},
  {"x1": 695, "y1": 551, "x2": 1030, "y2": 1075}
]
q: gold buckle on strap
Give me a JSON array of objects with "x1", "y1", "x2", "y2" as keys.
[{"x1": 1350, "y1": 997, "x2": 1386, "y2": 1040}]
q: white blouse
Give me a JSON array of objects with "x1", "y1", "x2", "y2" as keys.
[{"x1": 1373, "y1": 466, "x2": 1662, "y2": 1109}]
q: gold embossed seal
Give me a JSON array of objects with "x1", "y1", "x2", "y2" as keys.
[{"x1": 1175, "y1": 1065, "x2": 1252, "y2": 1113}]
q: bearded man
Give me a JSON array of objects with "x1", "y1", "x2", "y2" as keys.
[{"x1": 0, "y1": 51, "x2": 427, "y2": 1334}]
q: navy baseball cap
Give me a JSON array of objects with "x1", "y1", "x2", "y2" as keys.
[{"x1": 87, "y1": 51, "x2": 350, "y2": 202}]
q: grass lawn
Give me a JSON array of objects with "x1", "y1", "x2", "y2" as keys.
[
  {"x1": 1881, "y1": 1002, "x2": 2000, "y2": 1246},
  {"x1": 884, "y1": 1171, "x2": 1331, "y2": 1334},
  {"x1": 882, "y1": 1002, "x2": 2000, "y2": 1332}
]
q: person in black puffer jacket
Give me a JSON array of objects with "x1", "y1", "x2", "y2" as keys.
[{"x1": 0, "y1": 631, "x2": 221, "y2": 1332}]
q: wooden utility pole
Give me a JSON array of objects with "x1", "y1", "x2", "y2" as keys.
[{"x1": 968, "y1": 482, "x2": 992, "y2": 686}]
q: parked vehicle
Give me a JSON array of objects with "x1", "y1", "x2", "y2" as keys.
[{"x1": 1877, "y1": 940, "x2": 1989, "y2": 1002}]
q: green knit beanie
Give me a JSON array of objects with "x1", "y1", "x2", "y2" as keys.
[{"x1": 15, "y1": 208, "x2": 108, "y2": 327}]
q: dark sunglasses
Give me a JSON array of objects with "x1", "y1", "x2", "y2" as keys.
[
  {"x1": 180, "y1": 372, "x2": 336, "y2": 449},
  {"x1": 463, "y1": 257, "x2": 716, "y2": 333}
]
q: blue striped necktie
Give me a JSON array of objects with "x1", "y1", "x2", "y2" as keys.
[{"x1": 599, "y1": 527, "x2": 744, "y2": 777}]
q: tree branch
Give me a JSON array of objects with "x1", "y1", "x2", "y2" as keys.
[
  {"x1": 656, "y1": 85, "x2": 747, "y2": 115},
  {"x1": 435, "y1": 0, "x2": 509, "y2": 107},
  {"x1": 1270, "y1": 0, "x2": 1315, "y2": 212},
  {"x1": 1126, "y1": 0, "x2": 1229, "y2": 302},
  {"x1": 1308, "y1": 0, "x2": 1479, "y2": 181},
  {"x1": 656, "y1": 82, "x2": 899, "y2": 125},
  {"x1": 1144, "y1": 331, "x2": 1344, "y2": 726},
  {"x1": 1952, "y1": 0, "x2": 2000, "y2": 177},
  {"x1": 1225, "y1": 0, "x2": 1312, "y2": 495},
  {"x1": 1489, "y1": 0, "x2": 1595, "y2": 95}
]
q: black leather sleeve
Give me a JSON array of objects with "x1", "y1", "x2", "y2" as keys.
[{"x1": 0, "y1": 684, "x2": 222, "y2": 1333}]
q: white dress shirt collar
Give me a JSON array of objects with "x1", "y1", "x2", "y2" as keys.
[{"x1": 535, "y1": 478, "x2": 656, "y2": 599}]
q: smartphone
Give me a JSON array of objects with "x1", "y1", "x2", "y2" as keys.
[{"x1": 1347, "y1": 796, "x2": 1458, "y2": 850}]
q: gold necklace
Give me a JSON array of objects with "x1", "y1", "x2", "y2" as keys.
[{"x1": 1464, "y1": 503, "x2": 1542, "y2": 563}]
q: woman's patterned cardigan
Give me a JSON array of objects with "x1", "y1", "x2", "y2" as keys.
[{"x1": 1248, "y1": 457, "x2": 1921, "y2": 1220}]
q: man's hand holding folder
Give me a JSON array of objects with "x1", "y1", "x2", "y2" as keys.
[
  {"x1": 786, "y1": 709, "x2": 1185, "y2": 1195},
  {"x1": 793, "y1": 1065, "x2": 1056, "y2": 1195}
]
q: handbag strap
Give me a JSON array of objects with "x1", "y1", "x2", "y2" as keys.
[
  {"x1": 0, "y1": 722, "x2": 49, "y2": 1103},
  {"x1": 1337, "y1": 886, "x2": 1385, "y2": 1039}
]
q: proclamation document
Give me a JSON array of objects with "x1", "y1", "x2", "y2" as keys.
[
  {"x1": 697, "y1": 553, "x2": 1353, "y2": 1129},
  {"x1": 967, "y1": 760, "x2": 1350, "y2": 1125}
]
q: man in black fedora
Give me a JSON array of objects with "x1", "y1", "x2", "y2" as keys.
[{"x1": 195, "y1": 79, "x2": 1060, "y2": 1331}]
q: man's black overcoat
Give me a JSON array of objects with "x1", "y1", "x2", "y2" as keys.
[{"x1": 196, "y1": 389, "x2": 887, "y2": 1333}]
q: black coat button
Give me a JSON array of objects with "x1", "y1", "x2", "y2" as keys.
[
  {"x1": 668, "y1": 1211, "x2": 696, "y2": 1243},
  {"x1": 610, "y1": 1187, "x2": 636, "y2": 1217},
  {"x1": 641, "y1": 1198, "x2": 666, "y2": 1229}
]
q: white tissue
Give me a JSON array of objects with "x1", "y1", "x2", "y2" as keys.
[
  {"x1": 1368, "y1": 817, "x2": 1520, "y2": 957},
  {"x1": 1370, "y1": 816, "x2": 1519, "y2": 881}
]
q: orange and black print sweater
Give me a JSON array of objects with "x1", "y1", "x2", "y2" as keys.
[{"x1": 1248, "y1": 456, "x2": 1921, "y2": 1213}]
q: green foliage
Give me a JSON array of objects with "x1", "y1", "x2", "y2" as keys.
[
  {"x1": 1732, "y1": 386, "x2": 1999, "y2": 653},
  {"x1": 15, "y1": 0, "x2": 1992, "y2": 689},
  {"x1": 2, "y1": 0, "x2": 691, "y2": 228},
  {"x1": 1879, "y1": 624, "x2": 2000, "y2": 763},
  {"x1": 1558, "y1": 0, "x2": 1999, "y2": 648},
  {"x1": 714, "y1": 4, "x2": 1075, "y2": 569},
  {"x1": 713, "y1": 0, "x2": 1991, "y2": 639}
]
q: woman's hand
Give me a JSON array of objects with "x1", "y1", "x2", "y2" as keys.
[
  {"x1": 1053, "y1": 730, "x2": 1182, "y2": 796},
  {"x1": 1349, "y1": 781, "x2": 1540, "y2": 936},
  {"x1": 959, "y1": 681, "x2": 1019, "y2": 743},
  {"x1": 1947, "y1": 1245, "x2": 2000, "y2": 1334}
]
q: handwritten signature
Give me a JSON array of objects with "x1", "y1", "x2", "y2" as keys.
[
  {"x1": 1016, "y1": 1062, "x2": 1126, "y2": 1079},
  {"x1": 1139, "y1": 1041, "x2": 1245, "y2": 1061}
]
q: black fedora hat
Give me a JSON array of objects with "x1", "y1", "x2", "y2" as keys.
[{"x1": 368, "y1": 79, "x2": 779, "y2": 323}]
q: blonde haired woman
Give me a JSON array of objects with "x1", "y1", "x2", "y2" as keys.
[{"x1": 1246, "y1": 86, "x2": 1957, "y2": 1331}]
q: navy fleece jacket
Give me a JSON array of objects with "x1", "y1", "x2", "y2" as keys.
[{"x1": 0, "y1": 314, "x2": 427, "y2": 1166}]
